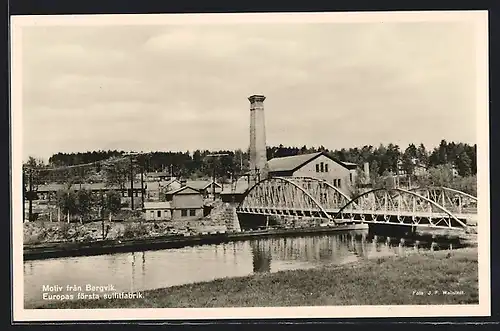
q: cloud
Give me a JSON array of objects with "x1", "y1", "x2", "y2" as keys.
[{"x1": 18, "y1": 20, "x2": 480, "y2": 160}]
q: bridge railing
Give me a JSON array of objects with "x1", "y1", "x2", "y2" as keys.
[{"x1": 238, "y1": 178, "x2": 476, "y2": 230}]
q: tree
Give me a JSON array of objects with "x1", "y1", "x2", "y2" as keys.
[
  {"x1": 416, "y1": 143, "x2": 429, "y2": 167},
  {"x1": 103, "y1": 157, "x2": 130, "y2": 190},
  {"x1": 94, "y1": 190, "x2": 121, "y2": 239},
  {"x1": 369, "y1": 160, "x2": 381, "y2": 183},
  {"x1": 23, "y1": 156, "x2": 46, "y2": 222},
  {"x1": 401, "y1": 144, "x2": 418, "y2": 178},
  {"x1": 451, "y1": 175, "x2": 477, "y2": 196},
  {"x1": 437, "y1": 139, "x2": 448, "y2": 165},
  {"x1": 386, "y1": 143, "x2": 401, "y2": 173},
  {"x1": 75, "y1": 189, "x2": 92, "y2": 224},
  {"x1": 470, "y1": 144, "x2": 477, "y2": 175},
  {"x1": 455, "y1": 151, "x2": 472, "y2": 177},
  {"x1": 349, "y1": 167, "x2": 368, "y2": 198},
  {"x1": 56, "y1": 189, "x2": 77, "y2": 223},
  {"x1": 428, "y1": 164, "x2": 455, "y2": 187},
  {"x1": 105, "y1": 190, "x2": 122, "y2": 221}
]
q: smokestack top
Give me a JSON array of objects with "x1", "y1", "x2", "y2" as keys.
[{"x1": 248, "y1": 95, "x2": 266, "y2": 103}]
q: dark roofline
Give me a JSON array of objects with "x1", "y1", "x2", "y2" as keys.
[
  {"x1": 146, "y1": 172, "x2": 171, "y2": 176},
  {"x1": 270, "y1": 151, "x2": 351, "y2": 173},
  {"x1": 186, "y1": 180, "x2": 222, "y2": 189},
  {"x1": 166, "y1": 185, "x2": 201, "y2": 195}
]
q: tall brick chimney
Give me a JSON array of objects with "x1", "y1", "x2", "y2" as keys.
[
  {"x1": 363, "y1": 162, "x2": 370, "y2": 182},
  {"x1": 248, "y1": 94, "x2": 268, "y2": 186}
]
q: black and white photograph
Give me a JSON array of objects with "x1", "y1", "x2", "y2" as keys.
[{"x1": 11, "y1": 11, "x2": 490, "y2": 321}]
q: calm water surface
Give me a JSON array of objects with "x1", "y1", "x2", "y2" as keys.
[{"x1": 24, "y1": 231, "x2": 465, "y2": 306}]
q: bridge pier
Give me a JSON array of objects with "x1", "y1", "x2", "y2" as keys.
[
  {"x1": 237, "y1": 213, "x2": 268, "y2": 230},
  {"x1": 368, "y1": 223, "x2": 414, "y2": 238}
]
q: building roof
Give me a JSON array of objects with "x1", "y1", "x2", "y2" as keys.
[
  {"x1": 164, "y1": 178, "x2": 180, "y2": 186},
  {"x1": 267, "y1": 152, "x2": 351, "y2": 173},
  {"x1": 341, "y1": 162, "x2": 359, "y2": 170},
  {"x1": 186, "y1": 180, "x2": 222, "y2": 190},
  {"x1": 146, "y1": 178, "x2": 180, "y2": 191},
  {"x1": 221, "y1": 177, "x2": 250, "y2": 195},
  {"x1": 220, "y1": 183, "x2": 249, "y2": 195},
  {"x1": 37, "y1": 181, "x2": 143, "y2": 192},
  {"x1": 166, "y1": 186, "x2": 201, "y2": 195},
  {"x1": 146, "y1": 171, "x2": 170, "y2": 177},
  {"x1": 123, "y1": 181, "x2": 143, "y2": 189},
  {"x1": 143, "y1": 201, "x2": 171, "y2": 209},
  {"x1": 145, "y1": 181, "x2": 162, "y2": 191},
  {"x1": 38, "y1": 182, "x2": 112, "y2": 192}
]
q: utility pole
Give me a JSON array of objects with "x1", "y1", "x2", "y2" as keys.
[
  {"x1": 206, "y1": 153, "x2": 230, "y2": 201},
  {"x1": 28, "y1": 167, "x2": 33, "y2": 222},
  {"x1": 129, "y1": 154, "x2": 135, "y2": 211},
  {"x1": 140, "y1": 161, "x2": 145, "y2": 209},
  {"x1": 212, "y1": 165, "x2": 216, "y2": 200},
  {"x1": 79, "y1": 167, "x2": 83, "y2": 190}
]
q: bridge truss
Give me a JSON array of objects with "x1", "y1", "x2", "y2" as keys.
[
  {"x1": 236, "y1": 176, "x2": 477, "y2": 230},
  {"x1": 238, "y1": 176, "x2": 352, "y2": 221}
]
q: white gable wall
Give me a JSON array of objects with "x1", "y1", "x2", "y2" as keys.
[{"x1": 292, "y1": 155, "x2": 354, "y2": 192}]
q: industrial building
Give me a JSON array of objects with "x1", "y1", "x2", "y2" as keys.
[
  {"x1": 221, "y1": 94, "x2": 361, "y2": 202},
  {"x1": 267, "y1": 151, "x2": 358, "y2": 191}
]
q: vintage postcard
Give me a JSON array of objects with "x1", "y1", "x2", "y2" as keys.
[{"x1": 11, "y1": 10, "x2": 490, "y2": 322}]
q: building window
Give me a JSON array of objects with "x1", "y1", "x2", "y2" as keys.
[
  {"x1": 320, "y1": 162, "x2": 324, "y2": 172},
  {"x1": 157, "y1": 210, "x2": 161, "y2": 218},
  {"x1": 316, "y1": 164, "x2": 320, "y2": 172},
  {"x1": 350, "y1": 173, "x2": 353, "y2": 183},
  {"x1": 181, "y1": 209, "x2": 188, "y2": 217},
  {"x1": 333, "y1": 179, "x2": 338, "y2": 187},
  {"x1": 150, "y1": 211, "x2": 154, "y2": 218},
  {"x1": 189, "y1": 209, "x2": 196, "y2": 216},
  {"x1": 338, "y1": 179, "x2": 341, "y2": 187},
  {"x1": 325, "y1": 164, "x2": 329, "y2": 172}
]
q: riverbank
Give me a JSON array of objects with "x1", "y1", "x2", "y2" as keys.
[{"x1": 31, "y1": 247, "x2": 478, "y2": 308}]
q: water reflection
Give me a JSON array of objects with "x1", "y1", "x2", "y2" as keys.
[
  {"x1": 251, "y1": 241, "x2": 272, "y2": 273},
  {"x1": 24, "y1": 230, "x2": 470, "y2": 306}
]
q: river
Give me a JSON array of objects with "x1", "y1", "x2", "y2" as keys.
[{"x1": 24, "y1": 230, "x2": 468, "y2": 307}]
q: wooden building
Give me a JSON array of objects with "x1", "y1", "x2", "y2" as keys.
[
  {"x1": 165, "y1": 186, "x2": 204, "y2": 220},
  {"x1": 185, "y1": 180, "x2": 222, "y2": 198},
  {"x1": 143, "y1": 202, "x2": 172, "y2": 221}
]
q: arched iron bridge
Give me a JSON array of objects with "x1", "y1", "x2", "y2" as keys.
[{"x1": 236, "y1": 176, "x2": 478, "y2": 230}]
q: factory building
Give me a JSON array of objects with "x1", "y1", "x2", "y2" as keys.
[{"x1": 267, "y1": 151, "x2": 358, "y2": 192}]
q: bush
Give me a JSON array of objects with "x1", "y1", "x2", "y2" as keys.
[
  {"x1": 115, "y1": 209, "x2": 145, "y2": 222},
  {"x1": 59, "y1": 222, "x2": 72, "y2": 240},
  {"x1": 122, "y1": 222, "x2": 150, "y2": 239}
]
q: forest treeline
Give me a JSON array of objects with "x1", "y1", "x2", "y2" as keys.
[{"x1": 43, "y1": 140, "x2": 476, "y2": 181}]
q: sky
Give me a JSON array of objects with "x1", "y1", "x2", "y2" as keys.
[{"x1": 17, "y1": 14, "x2": 482, "y2": 162}]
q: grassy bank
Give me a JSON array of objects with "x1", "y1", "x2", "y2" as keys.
[{"x1": 33, "y1": 247, "x2": 478, "y2": 309}]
